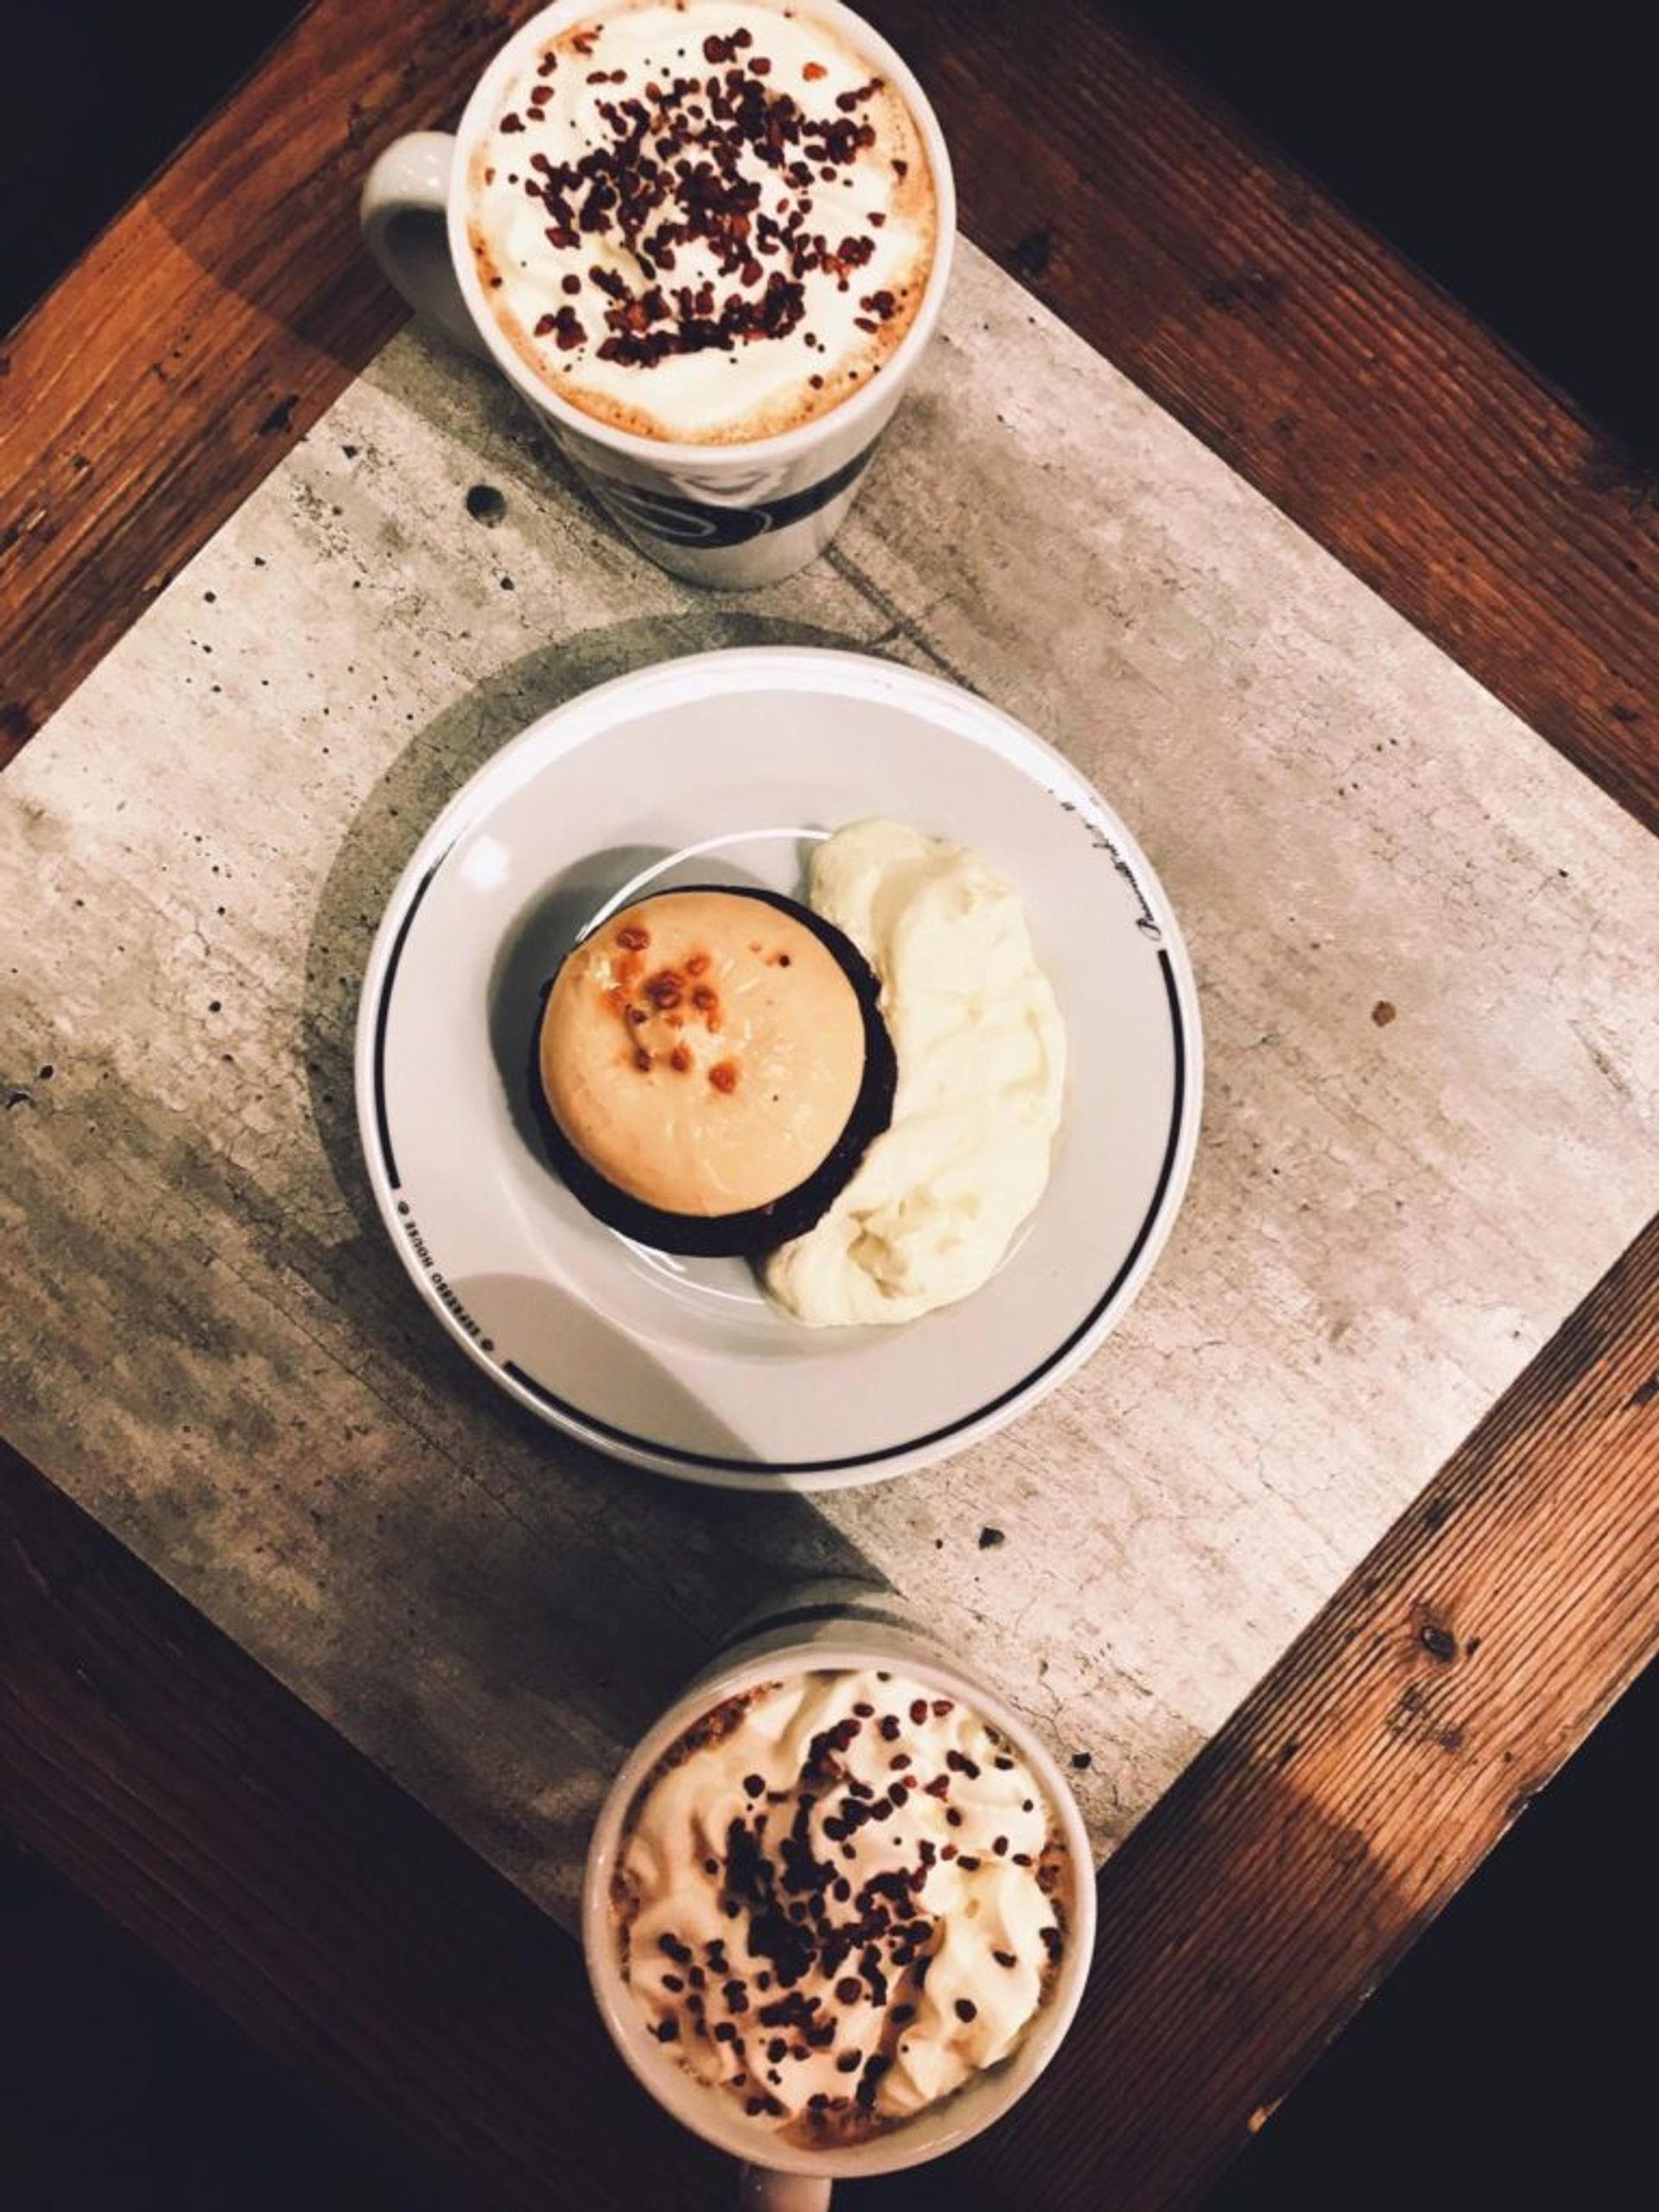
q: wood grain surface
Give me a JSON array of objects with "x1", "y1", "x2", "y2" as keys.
[
  {"x1": 926, "y1": 1209, "x2": 1659, "y2": 2212},
  {"x1": 7, "y1": 238, "x2": 1654, "y2": 1939},
  {"x1": 0, "y1": 1437, "x2": 722, "y2": 2212},
  {"x1": 3, "y1": 0, "x2": 1656, "y2": 829},
  {"x1": 5, "y1": 1216, "x2": 1654, "y2": 2212},
  {"x1": 3, "y1": 3, "x2": 1657, "y2": 2206},
  {"x1": 0, "y1": 0, "x2": 542, "y2": 763},
  {"x1": 865, "y1": 0, "x2": 1659, "y2": 832}
]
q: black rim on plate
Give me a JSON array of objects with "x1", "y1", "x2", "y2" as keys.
[{"x1": 370, "y1": 846, "x2": 1189, "y2": 1476}]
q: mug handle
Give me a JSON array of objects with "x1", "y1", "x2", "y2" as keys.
[
  {"x1": 737, "y1": 2166, "x2": 830, "y2": 2210},
  {"x1": 359, "y1": 131, "x2": 489, "y2": 358}
]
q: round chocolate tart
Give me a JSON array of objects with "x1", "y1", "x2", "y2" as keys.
[{"x1": 532, "y1": 887, "x2": 895, "y2": 1258}]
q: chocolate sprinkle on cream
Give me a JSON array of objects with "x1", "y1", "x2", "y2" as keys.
[
  {"x1": 613, "y1": 1669, "x2": 1068, "y2": 2145},
  {"x1": 468, "y1": 1, "x2": 933, "y2": 442}
]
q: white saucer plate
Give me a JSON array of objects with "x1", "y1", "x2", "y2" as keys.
[{"x1": 354, "y1": 647, "x2": 1201, "y2": 1489}]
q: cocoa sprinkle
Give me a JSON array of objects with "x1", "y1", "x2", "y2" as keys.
[
  {"x1": 855, "y1": 2050, "x2": 892, "y2": 2110},
  {"x1": 492, "y1": 36, "x2": 893, "y2": 370}
]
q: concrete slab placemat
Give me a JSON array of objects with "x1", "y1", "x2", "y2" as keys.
[{"x1": 3, "y1": 241, "x2": 1654, "y2": 1924}]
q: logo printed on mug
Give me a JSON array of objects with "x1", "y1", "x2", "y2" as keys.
[{"x1": 584, "y1": 442, "x2": 879, "y2": 547}]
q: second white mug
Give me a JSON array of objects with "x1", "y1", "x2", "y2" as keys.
[{"x1": 582, "y1": 1581, "x2": 1096, "y2": 2208}]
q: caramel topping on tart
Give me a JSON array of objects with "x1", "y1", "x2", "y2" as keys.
[{"x1": 539, "y1": 889, "x2": 866, "y2": 1217}]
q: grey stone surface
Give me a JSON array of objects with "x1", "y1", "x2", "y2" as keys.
[{"x1": 3, "y1": 243, "x2": 1655, "y2": 1925}]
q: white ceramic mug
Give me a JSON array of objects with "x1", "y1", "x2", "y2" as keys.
[
  {"x1": 359, "y1": 2, "x2": 956, "y2": 589},
  {"x1": 582, "y1": 1581, "x2": 1097, "y2": 2208}
]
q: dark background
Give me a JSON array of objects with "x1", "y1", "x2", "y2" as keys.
[
  {"x1": 1118, "y1": 0, "x2": 1655, "y2": 458},
  {"x1": 3, "y1": 3, "x2": 1653, "y2": 2206}
]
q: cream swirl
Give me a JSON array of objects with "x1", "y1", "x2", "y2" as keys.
[
  {"x1": 613, "y1": 1669, "x2": 1068, "y2": 2145},
  {"x1": 466, "y1": 2, "x2": 936, "y2": 442},
  {"x1": 765, "y1": 819, "x2": 1067, "y2": 1325}
]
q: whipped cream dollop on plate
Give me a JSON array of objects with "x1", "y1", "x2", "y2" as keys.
[
  {"x1": 765, "y1": 818, "x2": 1067, "y2": 1326},
  {"x1": 613, "y1": 1668, "x2": 1069, "y2": 2142},
  {"x1": 467, "y1": 2, "x2": 937, "y2": 442},
  {"x1": 359, "y1": 645, "x2": 1199, "y2": 1482}
]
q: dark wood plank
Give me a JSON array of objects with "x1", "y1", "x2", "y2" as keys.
[
  {"x1": 0, "y1": 0, "x2": 545, "y2": 764},
  {"x1": 5, "y1": 1213, "x2": 1655, "y2": 2210},
  {"x1": 0, "y1": 5, "x2": 308, "y2": 333},
  {"x1": 863, "y1": 0, "x2": 1658, "y2": 831},
  {"x1": 3, "y1": 5, "x2": 1656, "y2": 2203},
  {"x1": 3, "y1": 0, "x2": 1655, "y2": 831},
  {"x1": 922, "y1": 1210, "x2": 1659, "y2": 2211},
  {"x1": 0, "y1": 1435, "x2": 725, "y2": 2212}
]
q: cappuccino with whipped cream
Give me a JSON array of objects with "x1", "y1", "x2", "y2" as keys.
[
  {"x1": 466, "y1": 1, "x2": 938, "y2": 444},
  {"x1": 609, "y1": 1668, "x2": 1072, "y2": 2145}
]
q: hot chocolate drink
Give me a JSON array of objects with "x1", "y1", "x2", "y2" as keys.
[
  {"x1": 466, "y1": 1, "x2": 938, "y2": 444},
  {"x1": 609, "y1": 1668, "x2": 1073, "y2": 2146}
]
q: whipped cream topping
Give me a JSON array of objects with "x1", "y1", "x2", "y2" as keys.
[
  {"x1": 613, "y1": 1669, "x2": 1068, "y2": 2145},
  {"x1": 467, "y1": 2, "x2": 935, "y2": 442},
  {"x1": 765, "y1": 820, "x2": 1066, "y2": 1325}
]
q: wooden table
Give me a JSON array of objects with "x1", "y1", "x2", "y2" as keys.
[{"x1": 3, "y1": 4, "x2": 1655, "y2": 2207}]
